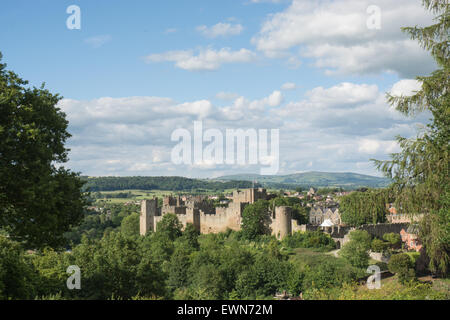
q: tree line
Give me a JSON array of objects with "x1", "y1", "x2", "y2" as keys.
[{"x1": 82, "y1": 176, "x2": 258, "y2": 192}]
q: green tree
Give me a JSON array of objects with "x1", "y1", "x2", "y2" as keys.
[
  {"x1": 179, "y1": 223, "x2": 200, "y2": 250},
  {"x1": 156, "y1": 213, "x2": 183, "y2": 241},
  {"x1": 30, "y1": 247, "x2": 73, "y2": 298},
  {"x1": 286, "y1": 266, "x2": 304, "y2": 297},
  {"x1": 166, "y1": 246, "x2": 191, "y2": 293},
  {"x1": 340, "y1": 189, "x2": 391, "y2": 226},
  {"x1": 383, "y1": 233, "x2": 402, "y2": 249},
  {"x1": 372, "y1": 0, "x2": 449, "y2": 275},
  {"x1": 241, "y1": 200, "x2": 271, "y2": 240},
  {"x1": 339, "y1": 230, "x2": 371, "y2": 269},
  {"x1": 388, "y1": 253, "x2": 416, "y2": 284},
  {"x1": 371, "y1": 238, "x2": 389, "y2": 253},
  {"x1": 71, "y1": 232, "x2": 165, "y2": 299},
  {"x1": 0, "y1": 53, "x2": 86, "y2": 249},
  {"x1": 120, "y1": 212, "x2": 140, "y2": 238},
  {"x1": 302, "y1": 260, "x2": 354, "y2": 290},
  {"x1": 189, "y1": 264, "x2": 227, "y2": 299},
  {"x1": 0, "y1": 236, "x2": 36, "y2": 299}
]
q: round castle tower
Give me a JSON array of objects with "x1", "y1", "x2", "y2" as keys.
[{"x1": 273, "y1": 206, "x2": 292, "y2": 239}]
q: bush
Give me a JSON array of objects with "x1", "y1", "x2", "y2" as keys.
[
  {"x1": 0, "y1": 236, "x2": 36, "y2": 299},
  {"x1": 302, "y1": 260, "x2": 355, "y2": 290},
  {"x1": 282, "y1": 230, "x2": 335, "y2": 251},
  {"x1": 383, "y1": 233, "x2": 401, "y2": 249},
  {"x1": 388, "y1": 253, "x2": 416, "y2": 284},
  {"x1": 371, "y1": 239, "x2": 388, "y2": 252},
  {"x1": 339, "y1": 230, "x2": 371, "y2": 269}
]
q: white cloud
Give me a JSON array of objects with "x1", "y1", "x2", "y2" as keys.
[
  {"x1": 305, "y1": 82, "x2": 379, "y2": 107},
  {"x1": 196, "y1": 22, "x2": 243, "y2": 38},
  {"x1": 251, "y1": 0, "x2": 436, "y2": 77},
  {"x1": 217, "y1": 90, "x2": 284, "y2": 121},
  {"x1": 390, "y1": 79, "x2": 422, "y2": 96},
  {"x1": 358, "y1": 139, "x2": 398, "y2": 154},
  {"x1": 145, "y1": 47, "x2": 256, "y2": 71},
  {"x1": 215, "y1": 92, "x2": 240, "y2": 100},
  {"x1": 84, "y1": 35, "x2": 112, "y2": 48},
  {"x1": 281, "y1": 82, "x2": 297, "y2": 90},
  {"x1": 60, "y1": 81, "x2": 427, "y2": 177}
]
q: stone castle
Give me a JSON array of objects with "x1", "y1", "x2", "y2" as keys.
[{"x1": 140, "y1": 188, "x2": 304, "y2": 239}]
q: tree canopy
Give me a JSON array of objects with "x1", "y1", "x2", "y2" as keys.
[
  {"x1": 372, "y1": 0, "x2": 449, "y2": 275},
  {"x1": 0, "y1": 53, "x2": 86, "y2": 248},
  {"x1": 241, "y1": 200, "x2": 271, "y2": 240},
  {"x1": 339, "y1": 189, "x2": 391, "y2": 226}
]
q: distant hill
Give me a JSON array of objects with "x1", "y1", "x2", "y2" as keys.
[
  {"x1": 216, "y1": 171, "x2": 390, "y2": 189},
  {"x1": 81, "y1": 176, "x2": 256, "y2": 192}
]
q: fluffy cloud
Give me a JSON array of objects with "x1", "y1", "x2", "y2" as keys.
[
  {"x1": 60, "y1": 79, "x2": 427, "y2": 177},
  {"x1": 215, "y1": 92, "x2": 240, "y2": 101},
  {"x1": 281, "y1": 82, "x2": 297, "y2": 90},
  {"x1": 145, "y1": 47, "x2": 256, "y2": 71},
  {"x1": 389, "y1": 79, "x2": 422, "y2": 96},
  {"x1": 251, "y1": 0, "x2": 436, "y2": 77},
  {"x1": 305, "y1": 82, "x2": 379, "y2": 107},
  {"x1": 197, "y1": 22, "x2": 243, "y2": 38}
]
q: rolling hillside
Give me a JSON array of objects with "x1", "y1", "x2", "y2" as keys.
[{"x1": 216, "y1": 171, "x2": 390, "y2": 189}]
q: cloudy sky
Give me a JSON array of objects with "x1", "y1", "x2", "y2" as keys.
[{"x1": 0, "y1": 0, "x2": 435, "y2": 178}]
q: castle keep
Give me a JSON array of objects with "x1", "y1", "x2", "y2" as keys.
[{"x1": 140, "y1": 188, "x2": 303, "y2": 239}]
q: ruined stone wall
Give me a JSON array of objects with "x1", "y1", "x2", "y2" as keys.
[
  {"x1": 357, "y1": 223, "x2": 409, "y2": 239},
  {"x1": 163, "y1": 195, "x2": 182, "y2": 207},
  {"x1": 162, "y1": 205, "x2": 187, "y2": 215},
  {"x1": 199, "y1": 207, "x2": 242, "y2": 234},
  {"x1": 291, "y1": 221, "x2": 306, "y2": 233},
  {"x1": 331, "y1": 223, "x2": 410, "y2": 247},
  {"x1": 153, "y1": 215, "x2": 163, "y2": 232},
  {"x1": 232, "y1": 188, "x2": 267, "y2": 204}
]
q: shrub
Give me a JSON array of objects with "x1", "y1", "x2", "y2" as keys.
[
  {"x1": 339, "y1": 230, "x2": 371, "y2": 269},
  {"x1": 383, "y1": 233, "x2": 401, "y2": 249},
  {"x1": 371, "y1": 239, "x2": 388, "y2": 252},
  {"x1": 282, "y1": 230, "x2": 335, "y2": 251},
  {"x1": 388, "y1": 253, "x2": 416, "y2": 284}
]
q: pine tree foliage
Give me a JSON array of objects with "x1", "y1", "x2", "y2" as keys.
[{"x1": 373, "y1": 0, "x2": 449, "y2": 275}]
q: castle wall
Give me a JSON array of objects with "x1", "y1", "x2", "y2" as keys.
[
  {"x1": 232, "y1": 188, "x2": 267, "y2": 204},
  {"x1": 140, "y1": 189, "x2": 357, "y2": 240},
  {"x1": 199, "y1": 202, "x2": 246, "y2": 234},
  {"x1": 162, "y1": 205, "x2": 187, "y2": 215},
  {"x1": 291, "y1": 220, "x2": 306, "y2": 233},
  {"x1": 357, "y1": 223, "x2": 410, "y2": 239}
]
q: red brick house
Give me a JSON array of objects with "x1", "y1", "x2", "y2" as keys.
[{"x1": 400, "y1": 224, "x2": 422, "y2": 252}]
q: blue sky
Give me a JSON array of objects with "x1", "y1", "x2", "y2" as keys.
[{"x1": 0, "y1": 0, "x2": 436, "y2": 178}]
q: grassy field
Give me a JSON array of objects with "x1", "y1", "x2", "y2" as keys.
[
  {"x1": 92, "y1": 188, "x2": 238, "y2": 204},
  {"x1": 288, "y1": 247, "x2": 349, "y2": 269},
  {"x1": 93, "y1": 190, "x2": 174, "y2": 204}
]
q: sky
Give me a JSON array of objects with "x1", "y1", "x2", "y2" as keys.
[{"x1": 0, "y1": 0, "x2": 437, "y2": 178}]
